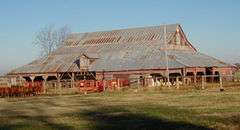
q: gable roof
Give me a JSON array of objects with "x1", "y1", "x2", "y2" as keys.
[{"x1": 8, "y1": 24, "x2": 229, "y2": 75}]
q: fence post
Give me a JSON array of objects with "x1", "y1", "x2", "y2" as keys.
[{"x1": 194, "y1": 73, "x2": 197, "y2": 86}]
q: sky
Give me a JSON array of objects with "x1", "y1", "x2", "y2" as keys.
[{"x1": 0, "y1": 0, "x2": 240, "y2": 75}]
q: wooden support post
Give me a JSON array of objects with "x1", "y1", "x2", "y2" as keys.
[
  {"x1": 182, "y1": 69, "x2": 186, "y2": 85},
  {"x1": 143, "y1": 76, "x2": 145, "y2": 87},
  {"x1": 29, "y1": 76, "x2": 35, "y2": 97},
  {"x1": 84, "y1": 72, "x2": 86, "y2": 80},
  {"x1": 18, "y1": 75, "x2": 22, "y2": 87},
  {"x1": 57, "y1": 74, "x2": 62, "y2": 95},
  {"x1": 43, "y1": 75, "x2": 48, "y2": 94},
  {"x1": 182, "y1": 69, "x2": 187, "y2": 85},
  {"x1": 30, "y1": 76, "x2": 35, "y2": 84},
  {"x1": 194, "y1": 73, "x2": 197, "y2": 86},
  {"x1": 211, "y1": 71, "x2": 214, "y2": 83},
  {"x1": 71, "y1": 73, "x2": 75, "y2": 88}
]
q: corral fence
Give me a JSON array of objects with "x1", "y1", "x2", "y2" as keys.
[
  {"x1": 0, "y1": 78, "x2": 130, "y2": 97},
  {"x1": 107, "y1": 75, "x2": 240, "y2": 90},
  {"x1": 148, "y1": 75, "x2": 240, "y2": 89},
  {"x1": 44, "y1": 79, "x2": 130, "y2": 95},
  {"x1": 1, "y1": 75, "x2": 240, "y2": 97},
  {"x1": 51, "y1": 75, "x2": 239, "y2": 94}
]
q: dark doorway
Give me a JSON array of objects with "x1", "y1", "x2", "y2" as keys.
[
  {"x1": 186, "y1": 72, "x2": 194, "y2": 83},
  {"x1": 169, "y1": 73, "x2": 182, "y2": 82},
  {"x1": 23, "y1": 77, "x2": 32, "y2": 82},
  {"x1": 150, "y1": 73, "x2": 163, "y2": 82},
  {"x1": 196, "y1": 72, "x2": 204, "y2": 82},
  {"x1": 47, "y1": 76, "x2": 57, "y2": 81},
  {"x1": 34, "y1": 76, "x2": 44, "y2": 82},
  {"x1": 214, "y1": 71, "x2": 220, "y2": 82},
  {"x1": 206, "y1": 67, "x2": 213, "y2": 82}
]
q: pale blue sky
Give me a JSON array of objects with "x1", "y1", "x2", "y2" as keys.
[{"x1": 0, "y1": 0, "x2": 239, "y2": 75}]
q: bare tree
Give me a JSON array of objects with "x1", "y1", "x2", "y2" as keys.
[{"x1": 34, "y1": 25, "x2": 71, "y2": 57}]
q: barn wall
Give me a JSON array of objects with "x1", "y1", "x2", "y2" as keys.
[{"x1": 214, "y1": 67, "x2": 233, "y2": 75}]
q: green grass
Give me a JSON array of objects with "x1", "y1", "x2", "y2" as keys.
[
  {"x1": 0, "y1": 87, "x2": 240, "y2": 130},
  {"x1": 235, "y1": 70, "x2": 240, "y2": 78}
]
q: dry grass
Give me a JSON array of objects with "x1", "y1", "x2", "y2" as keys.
[{"x1": 0, "y1": 86, "x2": 240, "y2": 130}]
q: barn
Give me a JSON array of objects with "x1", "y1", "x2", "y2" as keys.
[{"x1": 7, "y1": 24, "x2": 233, "y2": 89}]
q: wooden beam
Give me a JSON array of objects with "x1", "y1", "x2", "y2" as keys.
[
  {"x1": 57, "y1": 73, "x2": 62, "y2": 95},
  {"x1": 71, "y1": 73, "x2": 75, "y2": 88}
]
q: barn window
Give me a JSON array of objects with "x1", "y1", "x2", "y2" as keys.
[{"x1": 80, "y1": 56, "x2": 90, "y2": 68}]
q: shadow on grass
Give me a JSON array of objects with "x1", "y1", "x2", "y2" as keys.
[
  {"x1": 70, "y1": 106, "x2": 213, "y2": 130},
  {"x1": 0, "y1": 105, "x2": 213, "y2": 130},
  {"x1": 0, "y1": 95, "x2": 217, "y2": 130}
]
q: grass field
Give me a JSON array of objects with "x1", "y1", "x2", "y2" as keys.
[
  {"x1": 0, "y1": 87, "x2": 240, "y2": 130},
  {"x1": 235, "y1": 70, "x2": 240, "y2": 78}
]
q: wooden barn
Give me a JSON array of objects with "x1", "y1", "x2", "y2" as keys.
[{"x1": 7, "y1": 24, "x2": 233, "y2": 90}]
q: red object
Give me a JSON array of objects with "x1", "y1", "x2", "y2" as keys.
[{"x1": 0, "y1": 81, "x2": 43, "y2": 97}]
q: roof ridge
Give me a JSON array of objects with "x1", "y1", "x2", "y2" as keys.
[{"x1": 70, "y1": 23, "x2": 179, "y2": 35}]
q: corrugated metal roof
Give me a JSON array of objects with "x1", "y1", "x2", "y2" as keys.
[{"x1": 9, "y1": 24, "x2": 229, "y2": 75}]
